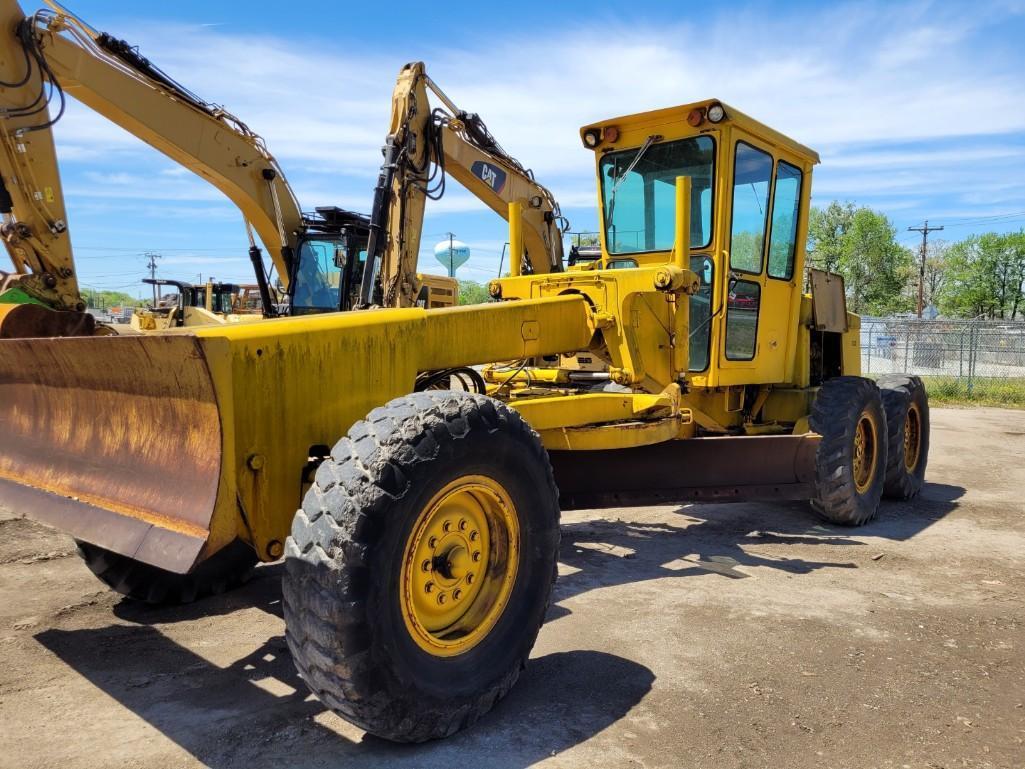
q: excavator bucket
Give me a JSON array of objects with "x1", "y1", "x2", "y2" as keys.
[
  {"x1": 0, "y1": 302, "x2": 97, "y2": 338},
  {"x1": 0, "y1": 334, "x2": 224, "y2": 573}
]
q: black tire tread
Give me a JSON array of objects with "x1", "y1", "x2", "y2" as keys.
[
  {"x1": 283, "y1": 391, "x2": 559, "y2": 742},
  {"x1": 877, "y1": 374, "x2": 930, "y2": 500},
  {"x1": 809, "y1": 376, "x2": 887, "y2": 526},
  {"x1": 76, "y1": 539, "x2": 258, "y2": 604}
]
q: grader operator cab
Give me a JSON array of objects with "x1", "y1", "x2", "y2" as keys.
[{"x1": 0, "y1": 5, "x2": 930, "y2": 747}]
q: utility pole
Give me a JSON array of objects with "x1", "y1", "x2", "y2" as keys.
[
  {"x1": 143, "y1": 251, "x2": 162, "y2": 305},
  {"x1": 908, "y1": 221, "x2": 943, "y2": 318},
  {"x1": 445, "y1": 232, "x2": 455, "y2": 278}
]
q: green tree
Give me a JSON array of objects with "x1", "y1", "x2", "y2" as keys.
[
  {"x1": 457, "y1": 280, "x2": 491, "y2": 306},
  {"x1": 807, "y1": 201, "x2": 856, "y2": 272},
  {"x1": 808, "y1": 202, "x2": 914, "y2": 315},
  {"x1": 922, "y1": 240, "x2": 949, "y2": 310},
  {"x1": 80, "y1": 288, "x2": 142, "y2": 310},
  {"x1": 937, "y1": 231, "x2": 1025, "y2": 319}
]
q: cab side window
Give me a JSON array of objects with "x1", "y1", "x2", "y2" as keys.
[
  {"x1": 689, "y1": 255, "x2": 714, "y2": 371},
  {"x1": 767, "y1": 161, "x2": 802, "y2": 280},
  {"x1": 725, "y1": 280, "x2": 761, "y2": 360},
  {"x1": 729, "y1": 142, "x2": 773, "y2": 274}
]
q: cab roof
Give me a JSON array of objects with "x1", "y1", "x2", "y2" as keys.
[{"x1": 581, "y1": 99, "x2": 820, "y2": 165}]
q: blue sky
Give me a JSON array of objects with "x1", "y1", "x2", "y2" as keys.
[{"x1": 10, "y1": 0, "x2": 1025, "y2": 295}]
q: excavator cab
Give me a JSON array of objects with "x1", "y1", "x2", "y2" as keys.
[{"x1": 289, "y1": 207, "x2": 371, "y2": 314}]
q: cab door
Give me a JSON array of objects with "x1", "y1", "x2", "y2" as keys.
[{"x1": 716, "y1": 137, "x2": 804, "y2": 386}]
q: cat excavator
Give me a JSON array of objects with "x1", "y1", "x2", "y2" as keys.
[{"x1": 0, "y1": 3, "x2": 564, "y2": 337}]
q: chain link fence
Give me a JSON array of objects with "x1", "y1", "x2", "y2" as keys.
[{"x1": 861, "y1": 317, "x2": 1025, "y2": 403}]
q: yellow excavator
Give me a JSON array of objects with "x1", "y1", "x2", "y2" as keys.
[
  {"x1": 0, "y1": 3, "x2": 561, "y2": 334},
  {"x1": 0, "y1": 0, "x2": 930, "y2": 746}
]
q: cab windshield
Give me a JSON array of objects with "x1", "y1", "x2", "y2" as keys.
[
  {"x1": 600, "y1": 136, "x2": 715, "y2": 255},
  {"x1": 291, "y1": 238, "x2": 345, "y2": 313}
]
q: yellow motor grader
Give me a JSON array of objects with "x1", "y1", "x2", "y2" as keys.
[{"x1": 0, "y1": 4, "x2": 930, "y2": 745}]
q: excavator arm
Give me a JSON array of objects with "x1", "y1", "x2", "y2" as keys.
[
  {"x1": 0, "y1": 0, "x2": 301, "y2": 317},
  {"x1": 361, "y1": 61, "x2": 566, "y2": 308}
]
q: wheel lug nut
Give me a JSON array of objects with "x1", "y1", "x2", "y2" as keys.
[
  {"x1": 469, "y1": 531, "x2": 478, "y2": 542},
  {"x1": 443, "y1": 520, "x2": 452, "y2": 532},
  {"x1": 466, "y1": 573, "x2": 474, "y2": 585},
  {"x1": 428, "y1": 536, "x2": 437, "y2": 549},
  {"x1": 421, "y1": 559, "x2": 431, "y2": 572},
  {"x1": 438, "y1": 593, "x2": 447, "y2": 605},
  {"x1": 472, "y1": 551, "x2": 481, "y2": 562},
  {"x1": 425, "y1": 582, "x2": 434, "y2": 593},
  {"x1": 459, "y1": 519, "x2": 467, "y2": 531},
  {"x1": 453, "y1": 589, "x2": 462, "y2": 600}
]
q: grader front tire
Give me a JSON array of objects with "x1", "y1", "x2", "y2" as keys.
[
  {"x1": 75, "y1": 539, "x2": 258, "y2": 605},
  {"x1": 283, "y1": 391, "x2": 560, "y2": 742},
  {"x1": 809, "y1": 376, "x2": 888, "y2": 526}
]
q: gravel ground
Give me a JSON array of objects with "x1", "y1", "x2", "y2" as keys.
[{"x1": 1, "y1": 406, "x2": 1023, "y2": 769}]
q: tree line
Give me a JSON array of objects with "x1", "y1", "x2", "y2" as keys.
[
  {"x1": 454, "y1": 208, "x2": 1025, "y2": 318},
  {"x1": 808, "y1": 202, "x2": 1025, "y2": 320},
  {"x1": 81, "y1": 288, "x2": 143, "y2": 310}
]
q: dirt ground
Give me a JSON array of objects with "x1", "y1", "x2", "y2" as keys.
[{"x1": 1, "y1": 406, "x2": 1023, "y2": 769}]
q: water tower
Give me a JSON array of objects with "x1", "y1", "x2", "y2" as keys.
[{"x1": 434, "y1": 234, "x2": 470, "y2": 277}]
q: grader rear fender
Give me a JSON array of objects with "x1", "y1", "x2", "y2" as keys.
[{"x1": 0, "y1": 335, "x2": 228, "y2": 573}]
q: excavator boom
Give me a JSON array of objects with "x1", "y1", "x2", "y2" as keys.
[
  {"x1": 0, "y1": 0, "x2": 303, "y2": 321},
  {"x1": 362, "y1": 62, "x2": 566, "y2": 308}
]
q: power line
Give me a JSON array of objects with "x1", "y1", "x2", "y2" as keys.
[
  {"x1": 73, "y1": 246, "x2": 249, "y2": 254},
  {"x1": 936, "y1": 210, "x2": 1025, "y2": 227},
  {"x1": 908, "y1": 221, "x2": 943, "y2": 319},
  {"x1": 940, "y1": 215, "x2": 1025, "y2": 229}
]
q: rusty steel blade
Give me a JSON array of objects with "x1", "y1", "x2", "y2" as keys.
[{"x1": 0, "y1": 334, "x2": 222, "y2": 573}]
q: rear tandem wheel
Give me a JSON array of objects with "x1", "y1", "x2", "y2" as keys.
[
  {"x1": 809, "y1": 376, "x2": 889, "y2": 526},
  {"x1": 877, "y1": 374, "x2": 930, "y2": 500}
]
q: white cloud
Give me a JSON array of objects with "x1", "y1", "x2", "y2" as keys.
[
  {"x1": 27, "y1": 0, "x2": 1025, "y2": 286},
  {"x1": 54, "y1": 2, "x2": 1025, "y2": 179}
]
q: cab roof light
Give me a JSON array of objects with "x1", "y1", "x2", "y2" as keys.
[{"x1": 582, "y1": 125, "x2": 620, "y2": 149}]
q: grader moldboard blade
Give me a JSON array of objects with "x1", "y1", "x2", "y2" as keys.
[{"x1": 0, "y1": 334, "x2": 223, "y2": 573}]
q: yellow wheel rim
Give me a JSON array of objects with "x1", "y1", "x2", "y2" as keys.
[
  {"x1": 903, "y1": 402, "x2": 922, "y2": 472},
  {"x1": 852, "y1": 411, "x2": 879, "y2": 494},
  {"x1": 400, "y1": 475, "x2": 520, "y2": 657}
]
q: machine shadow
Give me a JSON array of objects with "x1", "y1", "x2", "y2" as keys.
[
  {"x1": 551, "y1": 481, "x2": 965, "y2": 612},
  {"x1": 35, "y1": 621, "x2": 652, "y2": 769},
  {"x1": 56, "y1": 482, "x2": 960, "y2": 764}
]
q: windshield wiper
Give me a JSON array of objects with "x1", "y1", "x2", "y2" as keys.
[{"x1": 606, "y1": 134, "x2": 658, "y2": 234}]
